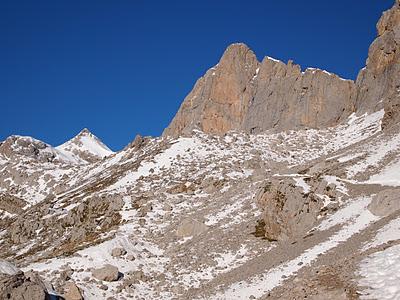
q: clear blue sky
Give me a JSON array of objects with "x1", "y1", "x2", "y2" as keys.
[{"x1": 0, "y1": 0, "x2": 395, "y2": 150}]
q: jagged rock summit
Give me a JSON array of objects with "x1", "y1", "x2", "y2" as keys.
[
  {"x1": 164, "y1": 1, "x2": 400, "y2": 136},
  {"x1": 163, "y1": 43, "x2": 356, "y2": 137}
]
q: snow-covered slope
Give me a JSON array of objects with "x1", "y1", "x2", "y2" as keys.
[
  {"x1": 0, "y1": 130, "x2": 113, "y2": 208},
  {"x1": 1, "y1": 109, "x2": 399, "y2": 299}
]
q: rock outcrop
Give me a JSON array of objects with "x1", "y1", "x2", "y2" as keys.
[
  {"x1": 255, "y1": 178, "x2": 323, "y2": 241},
  {"x1": 355, "y1": 0, "x2": 400, "y2": 129},
  {"x1": 164, "y1": 43, "x2": 260, "y2": 136},
  {"x1": 63, "y1": 281, "x2": 83, "y2": 300},
  {"x1": 0, "y1": 135, "x2": 57, "y2": 163},
  {"x1": 0, "y1": 261, "x2": 49, "y2": 300}
]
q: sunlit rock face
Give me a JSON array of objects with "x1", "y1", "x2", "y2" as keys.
[
  {"x1": 355, "y1": 0, "x2": 400, "y2": 129},
  {"x1": 164, "y1": 43, "x2": 356, "y2": 137}
]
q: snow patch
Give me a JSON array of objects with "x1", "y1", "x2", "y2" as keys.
[
  {"x1": 358, "y1": 244, "x2": 400, "y2": 300},
  {"x1": 209, "y1": 202, "x2": 378, "y2": 300},
  {"x1": 362, "y1": 217, "x2": 400, "y2": 251}
]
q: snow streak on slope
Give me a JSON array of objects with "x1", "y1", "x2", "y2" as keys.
[
  {"x1": 208, "y1": 198, "x2": 379, "y2": 300},
  {"x1": 316, "y1": 197, "x2": 372, "y2": 231},
  {"x1": 0, "y1": 260, "x2": 20, "y2": 276},
  {"x1": 367, "y1": 159, "x2": 400, "y2": 186},
  {"x1": 362, "y1": 217, "x2": 400, "y2": 251},
  {"x1": 346, "y1": 131, "x2": 400, "y2": 178}
]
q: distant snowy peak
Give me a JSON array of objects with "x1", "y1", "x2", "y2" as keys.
[{"x1": 56, "y1": 128, "x2": 114, "y2": 164}]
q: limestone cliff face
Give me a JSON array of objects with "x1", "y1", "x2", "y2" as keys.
[
  {"x1": 243, "y1": 60, "x2": 356, "y2": 133},
  {"x1": 164, "y1": 1, "x2": 400, "y2": 137},
  {"x1": 355, "y1": 0, "x2": 400, "y2": 129},
  {"x1": 163, "y1": 43, "x2": 356, "y2": 137},
  {"x1": 163, "y1": 44, "x2": 260, "y2": 136}
]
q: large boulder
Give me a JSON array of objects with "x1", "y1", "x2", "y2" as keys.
[
  {"x1": 256, "y1": 178, "x2": 322, "y2": 241},
  {"x1": 63, "y1": 281, "x2": 83, "y2": 300},
  {"x1": 368, "y1": 188, "x2": 400, "y2": 216},
  {"x1": 92, "y1": 264, "x2": 120, "y2": 282}
]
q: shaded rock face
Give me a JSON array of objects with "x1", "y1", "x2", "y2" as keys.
[
  {"x1": 255, "y1": 178, "x2": 322, "y2": 241},
  {"x1": 163, "y1": 43, "x2": 356, "y2": 137},
  {"x1": 355, "y1": 1, "x2": 400, "y2": 129},
  {"x1": 0, "y1": 270, "x2": 48, "y2": 300}
]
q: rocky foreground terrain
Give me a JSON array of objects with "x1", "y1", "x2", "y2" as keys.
[{"x1": 1, "y1": 1, "x2": 400, "y2": 300}]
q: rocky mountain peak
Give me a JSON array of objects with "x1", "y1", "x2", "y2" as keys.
[
  {"x1": 163, "y1": 43, "x2": 261, "y2": 137},
  {"x1": 164, "y1": 1, "x2": 400, "y2": 137},
  {"x1": 218, "y1": 43, "x2": 259, "y2": 71},
  {"x1": 164, "y1": 42, "x2": 356, "y2": 137},
  {"x1": 56, "y1": 128, "x2": 114, "y2": 164},
  {"x1": 377, "y1": 0, "x2": 400, "y2": 36},
  {"x1": 77, "y1": 128, "x2": 91, "y2": 136}
]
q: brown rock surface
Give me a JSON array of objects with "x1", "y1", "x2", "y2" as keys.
[
  {"x1": 63, "y1": 281, "x2": 83, "y2": 300},
  {"x1": 92, "y1": 264, "x2": 120, "y2": 282},
  {"x1": 355, "y1": 1, "x2": 400, "y2": 129},
  {"x1": 163, "y1": 43, "x2": 356, "y2": 137},
  {"x1": 164, "y1": 43, "x2": 259, "y2": 136},
  {"x1": 0, "y1": 270, "x2": 48, "y2": 300},
  {"x1": 243, "y1": 61, "x2": 355, "y2": 133}
]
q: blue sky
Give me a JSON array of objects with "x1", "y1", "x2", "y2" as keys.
[{"x1": 0, "y1": 0, "x2": 394, "y2": 150}]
